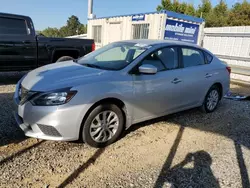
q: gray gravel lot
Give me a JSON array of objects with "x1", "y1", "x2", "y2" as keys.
[{"x1": 0, "y1": 72, "x2": 250, "y2": 188}]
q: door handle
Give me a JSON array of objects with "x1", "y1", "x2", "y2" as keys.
[
  {"x1": 171, "y1": 78, "x2": 182, "y2": 84},
  {"x1": 205, "y1": 73, "x2": 212, "y2": 78}
]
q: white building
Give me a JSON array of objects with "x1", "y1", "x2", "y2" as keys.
[{"x1": 87, "y1": 10, "x2": 205, "y2": 48}]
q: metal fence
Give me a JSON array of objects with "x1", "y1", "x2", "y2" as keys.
[{"x1": 203, "y1": 26, "x2": 250, "y2": 85}]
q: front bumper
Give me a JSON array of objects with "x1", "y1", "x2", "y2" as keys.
[{"x1": 13, "y1": 82, "x2": 86, "y2": 141}]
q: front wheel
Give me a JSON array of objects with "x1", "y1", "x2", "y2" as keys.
[
  {"x1": 201, "y1": 86, "x2": 220, "y2": 113},
  {"x1": 82, "y1": 104, "x2": 124, "y2": 148}
]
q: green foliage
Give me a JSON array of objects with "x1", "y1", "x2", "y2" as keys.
[
  {"x1": 185, "y1": 4, "x2": 196, "y2": 16},
  {"x1": 41, "y1": 15, "x2": 87, "y2": 37},
  {"x1": 78, "y1": 24, "x2": 87, "y2": 34},
  {"x1": 207, "y1": 0, "x2": 228, "y2": 27},
  {"x1": 157, "y1": 0, "x2": 173, "y2": 11},
  {"x1": 196, "y1": 0, "x2": 212, "y2": 18},
  {"x1": 156, "y1": 0, "x2": 250, "y2": 27},
  {"x1": 41, "y1": 27, "x2": 60, "y2": 37},
  {"x1": 228, "y1": 1, "x2": 250, "y2": 26}
]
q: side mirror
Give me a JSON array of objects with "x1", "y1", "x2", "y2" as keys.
[{"x1": 138, "y1": 64, "x2": 157, "y2": 74}]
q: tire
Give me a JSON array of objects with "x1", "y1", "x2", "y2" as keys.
[
  {"x1": 82, "y1": 103, "x2": 124, "y2": 148},
  {"x1": 56, "y1": 56, "x2": 74, "y2": 62},
  {"x1": 201, "y1": 85, "x2": 221, "y2": 113}
]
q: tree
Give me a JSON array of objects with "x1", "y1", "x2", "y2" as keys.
[
  {"x1": 157, "y1": 0, "x2": 173, "y2": 11},
  {"x1": 41, "y1": 27, "x2": 60, "y2": 37},
  {"x1": 78, "y1": 24, "x2": 87, "y2": 35},
  {"x1": 156, "y1": 0, "x2": 196, "y2": 16},
  {"x1": 209, "y1": 0, "x2": 228, "y2": 27},
  {"x1": 59, "y1": 26, "x2": 69, "y2": 37},
  {"x1": 178, "y1": 2, "x2": 187, "y2": 14},
  {"x1": 185, "y1": 4, "x2": 196, "y2": 16},
  {"x1": 66, "y1": 15, "x2": 82, "y2": 36},
  {"x1": 196, "y1": 0, "x2": 212, "y2": 18},
  {"x1": 172, "y1": 0, "x2": 180, "y2": 12},
  {"x1": 41, "y1": 15, "x2": 87, "y2": 37},
  {"x1": 227, "y1": 1, "x2": 250, "y2": 26}
]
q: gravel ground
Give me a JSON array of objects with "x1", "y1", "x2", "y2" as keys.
[{"x1": 0, "y1": 73, "x2": 250, "y2": 188}]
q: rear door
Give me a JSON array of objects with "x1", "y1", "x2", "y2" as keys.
[
  {"x1": 178, "y1": 47, "x2": 214, "y2": 107},
  {"x1": 0, "y1": 16, "x2": 37, "y2": 70}
]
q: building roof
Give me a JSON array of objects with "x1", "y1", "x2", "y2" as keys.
[{"x1": 89, "y1": 10, "x2": 204, "y2": 24}]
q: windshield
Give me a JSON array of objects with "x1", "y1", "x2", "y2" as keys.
[{"x1": 77, "y1": 42, "x2": 150, "y2": 70}]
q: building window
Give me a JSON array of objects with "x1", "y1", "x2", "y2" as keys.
[
  {"x1": 132, "y1": 24, "x2": 149, "y2": 39},
  {"x1": 92, "y1": 25, "x2": 102, "y2": 43}
]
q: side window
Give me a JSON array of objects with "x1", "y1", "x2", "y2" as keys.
[
  {"x1": 157, "y1": 47, "x2": 178, "y2": 70},
  {"x1": 0, "y1": 17, "x2": 27, "y2": 35},
  {"x1": 204, "y1": 51, "x2": 213, "y2": 64},
  {"x1": 181, "y1": 48, "x2": 205, "y2": 68},
  {"x1": 141, "y1": 47, "x2": 179, "y2": 72},
  {"x1": 141, "y1": 51, "x2": 165, "y2": 72}
]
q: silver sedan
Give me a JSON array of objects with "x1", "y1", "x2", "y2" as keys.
[{"x1": 14, "y1": 40, "x2": 230, "y2": 147}]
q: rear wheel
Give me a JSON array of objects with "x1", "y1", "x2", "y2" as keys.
[
  {"x1": 201, "y1": 85, "x2": 220, "y2": 113},
  {"x1": 82, "y1": 103, "x2": 124, "y2": 148},
  {"x1": 56, "y1": 56, "x2": 74, "y2": 62}
]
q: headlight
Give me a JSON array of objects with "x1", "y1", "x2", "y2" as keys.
[{"x1": 31, "y1": 90, "x2": 77, "y2": 106}]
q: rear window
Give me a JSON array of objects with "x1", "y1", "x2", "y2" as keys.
[{"x1": 0, "y1": 17, "x2": 27, "y2": 35}]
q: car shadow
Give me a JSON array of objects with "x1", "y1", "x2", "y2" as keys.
[
  {"x1": 0, "y1": 71, "x2": 27, "y2": 85},
  {"x1": 0, "y1": 92, "x2": 26, "y2": 147},
  {"x1": 57, "y1": 148, "x2": 106, "y2": 188},
  {"x1": 123, "y1": 100, "x2": 250, "y2": 188},
  {"x1": 151, "y1": 126, "x2": 220, "y2": 188}
]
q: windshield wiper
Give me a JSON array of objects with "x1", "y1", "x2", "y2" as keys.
[
  {"x1": 81, "y1": 63, "x2": 102, "y2": 69},
  {"x1": 73, "y1": 59, "x2": 78, "y2": 63}
]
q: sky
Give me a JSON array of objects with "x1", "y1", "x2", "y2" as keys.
[{"x1": 0, "y1": 0, "x2": 244, "y2": 31}]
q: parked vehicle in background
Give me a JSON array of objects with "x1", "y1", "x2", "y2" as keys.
[
  {"x1": 14, "y1": 40, "x2": 230, "y2": 148},
  {"x1": 0, "y1": 12, "x2": 95, "y2": 71}
]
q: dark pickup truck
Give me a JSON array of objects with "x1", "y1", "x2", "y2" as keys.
[{"x1": 0, "y1": 12, "x2": 95, "y2": 71}]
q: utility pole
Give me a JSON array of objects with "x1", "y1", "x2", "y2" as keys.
[{"x1": 88, "y1": 0, "x2": 94, "y2": 19}]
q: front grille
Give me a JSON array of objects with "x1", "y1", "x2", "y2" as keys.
[{"x1": 37, "y1": 124, "x2": 62, "y2": 137}]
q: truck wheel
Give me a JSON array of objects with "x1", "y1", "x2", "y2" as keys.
[{"x1": 56, "y1": 56, "x2": 74, "y2": 62}]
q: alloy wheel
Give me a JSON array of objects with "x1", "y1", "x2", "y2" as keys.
[
  {"x1": 89, "y1": 111, "x2": 119, "y2": 143},
  {"x1": 206, "y1": 90, "x2": 219, "y2": 111}
]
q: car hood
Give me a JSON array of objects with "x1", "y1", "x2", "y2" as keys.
[{"x1": 21, "y1": 61, "x2": 108, "y2": 91}]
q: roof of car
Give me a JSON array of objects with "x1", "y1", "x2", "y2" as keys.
[{"x1": 121, "y1": 39, "x2": 200, "y2": 48}]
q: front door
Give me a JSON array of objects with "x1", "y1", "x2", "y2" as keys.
[
  {"x1": 132, "y1": 47, "x2": 184, "y2": 122},
  {"x1": 0, "y1": 16, "x2": 37, "y2": 70}
]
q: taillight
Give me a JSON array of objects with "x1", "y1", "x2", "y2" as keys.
[
  {"x1": 91, "y1": 43, "x2": 95, "y2": 51},
  {"x1": 226, "y1": 66, "x2": 231, "y2": 74}
]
